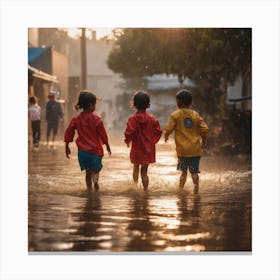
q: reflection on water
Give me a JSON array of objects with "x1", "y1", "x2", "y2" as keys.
[{"x1": 28, "y1": 141, "x2": 251, "y2": 252}]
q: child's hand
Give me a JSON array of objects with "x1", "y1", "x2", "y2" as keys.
[
  {"x1": 201, "y1": 137, "x2": 207, "y2": 149},
  {"x1": 163, "y1": 131, "x2": 169, "y2": 142},
  {"x1": 65, "y1": 146, "x2": 71, "y2": 158},
  {"x1": 106, "y1": 144, "x2": 111, "y2": 156},
  {"x1": 124, "y1": 139, "x2": 130, "y2": 147}
]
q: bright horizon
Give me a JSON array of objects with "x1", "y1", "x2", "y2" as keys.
[
  {"x1": 95, "y1": 28, "x2": 114, "y2": 39},
  {"x1": 66, "y1": 28, "x2": 114, "y2": 40}
]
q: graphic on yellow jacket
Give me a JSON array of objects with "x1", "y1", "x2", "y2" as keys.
[{"x1": 164, "y1": 108, "x2": 209, "y2": 157}]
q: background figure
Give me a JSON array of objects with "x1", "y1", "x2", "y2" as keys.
[
  {"x1": 28, "y1": 96, "x2": 41, "y2": 148},
  {"x1": 46, "y1": 91, "x2": 63, "y2": 148}
]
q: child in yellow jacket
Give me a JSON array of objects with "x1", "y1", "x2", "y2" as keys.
[{"x1": 164, "y1": 89, "x2": 209, "y2": 192}]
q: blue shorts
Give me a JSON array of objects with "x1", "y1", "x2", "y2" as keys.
[
  {"x1": 78, "y1": 150, "x2": 102, "y2": 171},
  {"x1": 177, "y1": 156, "x2": 201, "y2": 173}
]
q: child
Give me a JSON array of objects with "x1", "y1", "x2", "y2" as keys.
[
  {"x1": 64, "y1": 90, "x2": 111, "y2": 190},
  {"x1": 164, "y1": 89, "x2": 209, "y2": 193},
  {"x1": 124, "y1": 91, "x2": 162, "y2": 191},
  {"x1": 28, "y1": 96, "x2": 41, "y2": 148}
]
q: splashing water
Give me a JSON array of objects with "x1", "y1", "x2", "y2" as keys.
[{"x1": 28, "y1": 141, "x2": 251, "y2": 252}]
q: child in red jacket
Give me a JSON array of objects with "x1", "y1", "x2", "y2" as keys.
[
  {"x1": 124, "y1": 91, "x2": 162, "y2": 190},
  {"x1": 64, "y1": 90, "x2": 111, "y2": 191}
]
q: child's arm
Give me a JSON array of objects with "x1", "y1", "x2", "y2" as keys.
[
  {"x1": 105, "y1": 143, "x2": 111, "y2": 156},
  {"x1": 124, "y1": 117, "x2": 136, "y2": 147},
  {"x1": 64, "y1": 118, "x2": 76, "y2": 158},
  {"x1": 65, "y1": 142, "x2": 71, "y2": 158},
  {"x1": 153, "y1": 120, "x2": 162, "y2": 144},
  {"x1": 198, "y1": 115, "x2": 209, "y2": 149},
  {"x1": 201, "y1": 135, "x2": 208, "y2": 149},
  {"x1": 164, "y1": 131, "x2": 169, "y2": 142},
  {"x1": 164, "y1": 115, "x2": 176, "y2": 142},
  {"x1": 97, "y1": 120, "x2": 112, "y2": 156},
  {"x1": 58, "y1": 102, "x2": 64, "y2": 119}
]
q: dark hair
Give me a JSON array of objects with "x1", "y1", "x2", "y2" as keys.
[
  {"x1": 133, "y1": 91, "x2": 150, "y2": 110},
  {"x1": 176, "y1": 89, "x2": 193, "y2": 106},
  {"x1": 29, "y1": 96, "x2": 37, "y2": 104},
  {"x1": 75, "y1": 90, "x2": 97, "y2": 110}
]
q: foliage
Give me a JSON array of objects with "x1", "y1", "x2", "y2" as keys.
[
  {"x1": 108, "y1": 27, "x2": 252, "y2": 153},
  {"x1": 107, "y1": 28, "x2": 251, "y2": 89}
]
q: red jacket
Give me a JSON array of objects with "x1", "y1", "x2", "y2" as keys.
[
  {"x1": 64, "y1": 112, "x2": 108, "y2": 156},
  {"x1": 124, "y1": 111, "x2": 162, "y2": 164}
]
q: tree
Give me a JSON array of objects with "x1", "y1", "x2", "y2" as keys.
[{"x1": 107, "y1": 28, "x2": 251, "y2": 119}]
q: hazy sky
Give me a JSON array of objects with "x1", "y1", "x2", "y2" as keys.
[
  {"x1": 95, "y1": 28, "x2": 114, "y2": 39},
  {"x1": 67, "y1": 28, "x2": 114, "y2": 40}
]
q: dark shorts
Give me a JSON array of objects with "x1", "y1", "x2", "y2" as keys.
[
  {"x1": 47, "y1": 121, "x2": 59, "y2": 136},
  {"x1": 31, "y1": 120, "x2": 41, "y2": 144},
  {"x1": 78, "y1": 150, "x2": 102, "y2": 171},
  {"x1": 177, "y1": 156, "x2": 201, "y2": 173}
]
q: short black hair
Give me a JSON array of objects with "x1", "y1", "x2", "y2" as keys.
[
  {"x1": 176, "y1": 89, "x2": 193, "y2": 106},
  {"x1": 29, "y1": 96, "x2": 37, "y2": 104},
  {"x1": 75, "y1": 90, "x2": 97, "y2": 110},
  {"x1": 133, "y1": 91, "x2": 150, "y2": 110}
]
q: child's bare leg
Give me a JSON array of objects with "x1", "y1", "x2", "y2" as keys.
[
  {"x1": 179, "y1": 171, "x2": 187, "y2": 188},
  {"x1": 140, "y1": 164, "x2": 149, "y2": 190},
  {"x1": 191, "y1": 172, "x2": 199, "y2": 193},
  {"x1": 52, "y1": 134, "x2": 56, "y2": 147},
  {"x1": 92, "y1": 171, "x2": 99, "y2": 190},
  {"x1": 133, "y1": 164, "x2": 139, "y2": 183},
  {"x1": 191, "y1": 172, "x2": 199, "y2": 186},
  {"x1": 86, "y1": 169, "x2": 92, "y2": 190},
  {"x1": 46, "y1": 127, "x2": 50, "y2": 147}
]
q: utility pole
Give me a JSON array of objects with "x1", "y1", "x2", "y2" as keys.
[{"x1": 80, "y1": 28, "x2": 87, "y2": 90}]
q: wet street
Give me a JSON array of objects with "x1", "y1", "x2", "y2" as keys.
[{"x1": 28, "y1": 139, "x2": 251, "y2": 253}]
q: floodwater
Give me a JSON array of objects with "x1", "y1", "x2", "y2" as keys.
[{"x1": 28, "y1": 140, "x2": 251, "y2": 253}]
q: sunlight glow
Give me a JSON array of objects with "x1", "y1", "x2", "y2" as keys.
[
  {"x1": 95, "y1": 28, "x2": 114, "y2": 39},
  {"x1": 99, "y1": 241, "x2": 112, "y2": 249},
  {"x1": 52, "y1": 242, "x2": 74, "y2": 250},
  {"x1": 151, "y1": 199, "x2": 179, "y2": 214},
  {"x1": 158, "y1": 217, "x2": 180, "y2": 229},
  {"x1": 67, "y1": 28, "x2": 93, "y2": 39},
  {"x1": 164, "y1": 244, "x2": 206, "y2": 252},
  {"x1": 66, "y1": 28, "x2": 114, "y2": 40},
  {"x1": 185, "y1": 244, "x2": 206, "y2": 252},
  {"x1": 67, "y1": 28, "x2": 81, "y2": 38},
  {"x1": 171, "y1": 232, "x2": 210, "y2": 241}
]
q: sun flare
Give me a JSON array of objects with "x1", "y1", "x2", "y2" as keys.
[{"x1": 66, "y1": 28, "x2": 114, "y2": 40}]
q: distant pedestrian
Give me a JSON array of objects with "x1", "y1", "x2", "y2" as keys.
[
  {"x1": 28, "y1": 96, "x2": 41, "y2": 148},
  {"x1": 46, "y1": 91, "x2": 63, "y2": 148},
  {"x1": 124, "y1": 91, "x2": 162, "y2": 191},
  {"x1": 64, "y1": 90, "x2": 111, "y2": 191},
  {"x1": 164, "y1": 89, "x2": 209, "y2": 193}
]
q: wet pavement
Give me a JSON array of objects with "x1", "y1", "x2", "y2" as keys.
[{"x1": 28, "y1": 139, "x2": 251, "y2": 252}]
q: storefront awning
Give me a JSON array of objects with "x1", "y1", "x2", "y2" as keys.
[{"x1": 28, "y1": 64, "x2": 59, "y2": 83}]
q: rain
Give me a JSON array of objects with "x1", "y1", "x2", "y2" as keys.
[{"x1": 27, "y1": 28, "x2": 252, "y2": 253}]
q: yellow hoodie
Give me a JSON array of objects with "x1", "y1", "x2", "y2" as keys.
[{"x1": 164, "y1": 108, "x2": 209, "y2": 157}]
